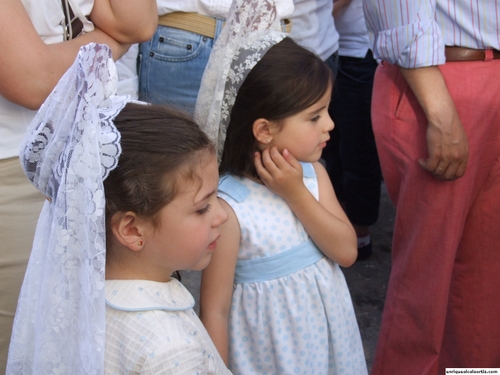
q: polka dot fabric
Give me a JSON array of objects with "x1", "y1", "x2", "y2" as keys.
[{"x1": 218, "y1": 163, "x2": 368, "y2": 374}]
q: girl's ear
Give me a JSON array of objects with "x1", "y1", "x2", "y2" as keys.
[
  {"x1": 252, "y1": 118, "x2": 274, "y2": 145},
  {"x1": 110, "y1": 211, "x2": 147, "y2": 252}
]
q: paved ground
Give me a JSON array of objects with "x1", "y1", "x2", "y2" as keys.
[{"x1": 181, "y1": 183, "x2": 396, "y2": 372}]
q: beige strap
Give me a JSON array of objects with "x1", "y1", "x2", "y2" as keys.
[
  {"x1": 283, "y1": 18, "x2": 291, "y2": 33},
  {"x1": 159, "y1": 12, "x2": 217, "y2": 39},
  {"x1": 158, "y1": 12, "x2": 291, "y2": 39}
]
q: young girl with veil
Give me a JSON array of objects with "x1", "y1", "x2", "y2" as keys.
[
  {"x1": 195, "y1": 0, "x2": 368, "y2": 374},
  {"x1": 7, "y1": 43, "x2": 231, "y2": 375}
]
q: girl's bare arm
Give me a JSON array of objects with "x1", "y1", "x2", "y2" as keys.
[{"x1": 199, "y1": 199, "x2": 240, "y2": 364}]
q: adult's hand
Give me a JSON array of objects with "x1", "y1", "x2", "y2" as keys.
[
  {"x1": 400, "y1": 66, "x2": 469, "y2": 181},
  {"x1": 254, "y1": 147, "x2": 306, "y2": 201}
]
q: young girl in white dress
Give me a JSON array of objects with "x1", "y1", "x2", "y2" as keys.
[
  {"x1": 195, "y1": 0, "x2": 368, "y2": 374},
  {"x1": 7, "y1": 43, "x2": 231, "y2": 375}
]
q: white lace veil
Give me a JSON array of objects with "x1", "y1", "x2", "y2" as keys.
[
  {"x1": 194, "y1": 0, "x2": 287, "y2": 159},
  {"x1": 7, "y1": 43, "x2": 128, "y2": 375}
]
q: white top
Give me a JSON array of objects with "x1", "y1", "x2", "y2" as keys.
[
  {"x1": 0, "y1": 0, "x2": 136, "y2": 159},
  {"x1": 115, "y1": 44, "x2": 139, "y2": 100},
  {"x1": 156, "y1": 0, "x2": 294, "y2": 19},
  {"x1": 105, "y1": 278, "x2": 232, "y2": 374},
  {"x1": 289, "y1": 0, "x2": 339, "y2": 61},
  {"x1": 334, "y1": 0, "x2": 370, "y2": 58}
]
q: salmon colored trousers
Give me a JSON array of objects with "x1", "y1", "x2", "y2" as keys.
[{"x1": 370, "y1": 60, "x2": 500, "y2": 375}]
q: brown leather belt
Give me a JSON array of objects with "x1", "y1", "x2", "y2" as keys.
[
  {"x1": 158, "y1": 12, "x2": 291, "y2": 39},
  {"x1": 445, "y1": 46, "x2": 500, "y2": 62}
]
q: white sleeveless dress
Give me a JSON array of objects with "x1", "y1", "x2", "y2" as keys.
[{"x1": 218, "y1": 163, "x2": 367, "y2": 375}]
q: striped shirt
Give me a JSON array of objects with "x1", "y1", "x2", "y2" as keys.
[{"x1": 363, "y1": 0, "x2": 500, "y2": 68}]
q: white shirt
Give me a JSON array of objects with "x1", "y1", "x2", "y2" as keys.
[
  {"x1": 156, "y1": 0, "x2": 294, "y2": 20},
  {"x1": 116, "y1": 44, "x2": 139, "y2": 100},
  {"x1": 363, "y1": 0, "x2": 500, "y2": 68},
  {"x1": 105, "y1": 278, "x2": 232, "y2": 375},
  {"x1": 289, "y1": 0, "x2": 339, "y2": 61},
  {"x1": 335, "y1": 0, "x2": 370, "y2": 58}
]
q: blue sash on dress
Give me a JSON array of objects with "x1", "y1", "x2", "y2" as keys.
[
  {"x1": 234, "y1": 238, "x2": 324, "y2": 284},
  {"x1": 219, "y1": 163, "x2": 322, "y2": 284}
]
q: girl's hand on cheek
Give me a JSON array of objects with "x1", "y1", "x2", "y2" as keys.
[{"x1": 254, "y1": 147, "x2": 307, "y2": 201}]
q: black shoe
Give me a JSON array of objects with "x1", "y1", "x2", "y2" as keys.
[{"x1": 356, "y1": 242, "x2": 372, "y2": 261}]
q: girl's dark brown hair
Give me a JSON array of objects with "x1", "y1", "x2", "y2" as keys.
[
  {"x1": 219, "y1": 37, "x2": 333, "y2": 178},
  {"x1": 104, "y1": 103, "x2": 214, "y2": 227}
]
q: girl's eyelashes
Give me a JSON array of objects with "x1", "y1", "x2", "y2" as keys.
[
  {"x1": 311, "y1": 115, "x2": 320, "y2": 122},
  {"x1": 197, "y1": 204, "x2": 211, "y2": 215}
]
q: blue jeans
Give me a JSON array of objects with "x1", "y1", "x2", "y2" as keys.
[
  {"x1": 322, "y1": 50, "x2": 381, "y2": 226},
  {"x1": 138, "y1": 19, "x2": 225, "y2": 114}
]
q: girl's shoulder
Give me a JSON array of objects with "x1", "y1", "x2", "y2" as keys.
[
  {"x1": 219, "y1": 163, "x2": 319, "y2": 205},
  {"x1": 302, "y1": 162, "x2": 317, "y2": 178},
  {"x1": 218, "y1": 174, "x2": 252, "y2": 203}
]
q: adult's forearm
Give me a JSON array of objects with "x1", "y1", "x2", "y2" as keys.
[
  {"x1": 0, "y1": 0, "x2": 131, "y2": 110},
  {"x1": 90, "y1": 0, "x2": 157, "y2": 43},
  {"x1": 2, "y1": 30, "x2": 127, "y2": 110},
  {"x1": 399, "y1": 66, "x2": 453, "y2": 123},
  {"x1": 399, "y1": 66, "x2": 468, "y2": 180}
]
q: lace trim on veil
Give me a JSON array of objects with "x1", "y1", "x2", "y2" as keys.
[
  {"x1": 7, "y1": 43, "x2": 128, "y2": 375},
  {"x1": 194, "y1": 0, "x2": 286, "y2": 159}
]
